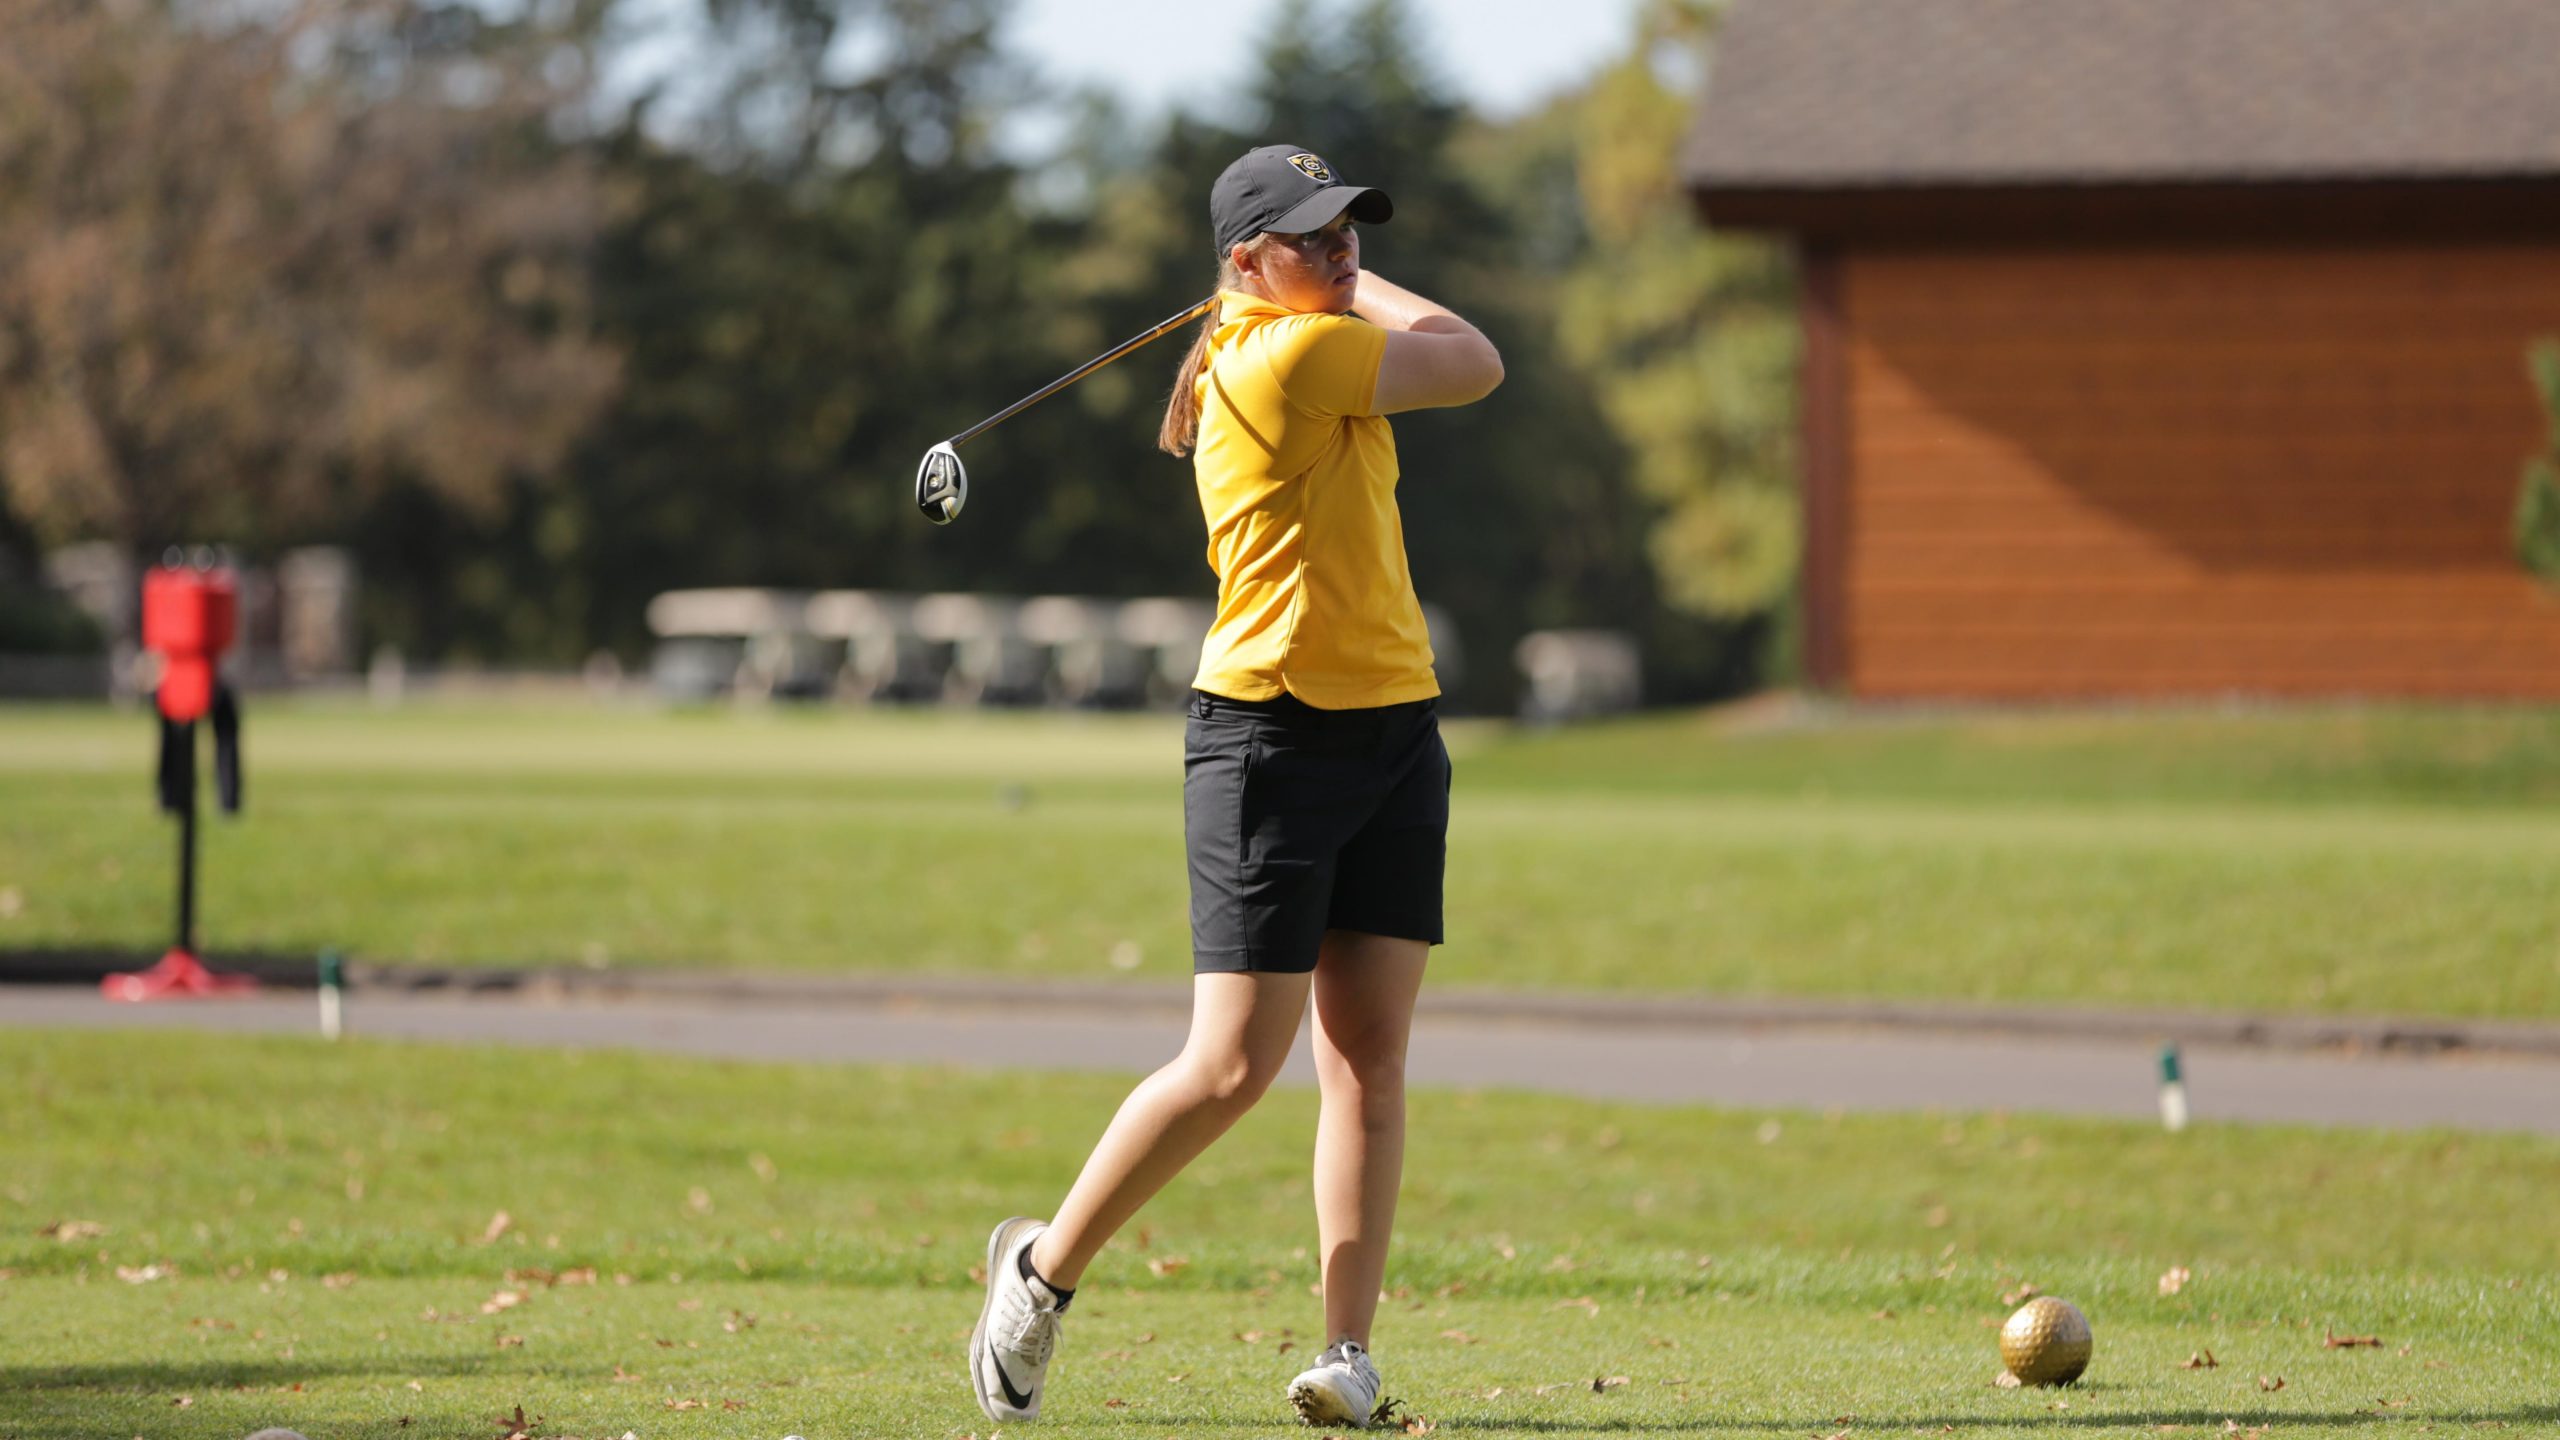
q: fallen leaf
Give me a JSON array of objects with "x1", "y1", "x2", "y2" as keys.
[
  {"x1": 2181, "y1": 1350, "x2": 2220, "y2": 1369},
  {"x1": 2160, "y1": 1266, "x2": 2192, "y2": 1296},
  {"x1": 2000, "y1": 1282, "x2": 2041, "y2": 1306},
  {"x1": 489, "y1": 1403, "x2": 537, "y2": 1439},
  {"x1": 1104, "y1": 1398, "x2": 1128, "y2": 1409},
  {"x1": 611, "y1": 1364, "x2": 642, "y2": 1383},
  {"x1": 480, "y1": 1290, "x2": 526, "y2": 1315},
  {"x1": 1147, "y1": 1256, "x2": 1189, "y2": 1278},
  {"x1": 1402, "y1": 1416, "x2": 1436, "y2": 1436},
  {"x1": 1993, "y1": 1371, "x2": 2023, "y2": 1389},
  {"x1": 1591, "y1": 1375, "x2": 1629, "y2": 1392},
  {"x1": 41, "y1": 1220, "x2": 107, "y2": 1242},
  {"x1": 172, "y1": 1396, "x2": 192, "y2": 1408},
  {"x1": 116, "y1": 1264, "x2": 170, "y2": 1284},
  {"x1": 1440, "y1": 1330, "x2": 1477, "y2": 1345},
  {"x1": 664, "y1": 1397, "x2": 704, "y2": 1410},
  {"x1": 496, "y1": 1334, "x2": 525, "y2": 1349},
  {"x1": 2257, "y1": 1376, "x2": 2286, "y2": 1393},
  {"x1": 1135, "y1": 1331, "x2": 1156, "y2": 1344},
  {"x1": 480, "y1": 1211, "x2": 513, "y2": 1245},
  {"x1": 2324, "y1": 1329, "x2": 2383, "y2": 1349}
]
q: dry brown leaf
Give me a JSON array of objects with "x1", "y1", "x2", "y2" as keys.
[
  {"x1": 480, "y1": 1290, "x2": 526, "y2": 1315},
  {"x1": 116, "y1": 1264, "x2": 170, "y2": 1284},
  {"x1": 1591, "y1": 1375, "x2": 1629, "y2": 1392},
  {"x1": 2160, "y1": 1266, "x2": 2192, "y2": 1295},
  {"x1": 323, "y1": 1272, "x2": 358, "y2": 1290},
  {"x1": 42, "y1": 1220, "x2": 107, "y2": 1242},
  {"x1": 2000, "y1": 1282, "x2": 2041, "y2": 1306},
  {"x1": 1103, "y1": 1399, "x2": 1128, "y2": 1409},
  {"x1": 1135, "y1": 1331, "x2": 1156, "y2": 1344},
  {"x1": 1440, "y1": 1329, "x2": 1477, "y2": 1345},
  {"x1": 489, "y1": 1403, "x2": 537, "y2": 1439},
  {"x1": 1147, "y1": 1256, "x2": 1189, "y2": 1278},
  {"x1": 496, "y1": 1334, "x2": 525, "y2": 1349},
  {"x1": 1993, "y1": 1371, "x2": 2024, "y2": 1389},
  {"x1": 172, "y1": 1396, "x2": 192, "y2": 1408},
  {"x1": 611, "y1": 1364, "x2": 642, "y2": 1383},
  {"x1": 2323, "y1": 1329, "x2": 2383, "y2": 1349},
  {"x1": 1401, "y1": 1416, "x2": 1436, "y2": 1436},
  {"x1": 664, "y1": 1397, "x2": 704, "y2": 1410},
  {"x1": 2181, "y1": 1350, "x2": 2219, "y2": 1369},
  {"x1": 480, "y1": 1211, "x2": 514, "y2": 1245},
  {"x1": 2257, "y1": 1376, "x2": 2286, "y2": 1393}
]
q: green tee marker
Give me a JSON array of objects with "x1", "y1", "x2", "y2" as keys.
[
  {"x1": 2158, "y1": 1044, "x2": 2187, "y2": 1132},
  {"x1": 318, "y1": 949, "x2": 344, "y2": 1041}
]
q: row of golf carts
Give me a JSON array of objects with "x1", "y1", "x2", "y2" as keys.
[{"x1": 646, "y1": 588, "x2": 1638, "y2": 719}]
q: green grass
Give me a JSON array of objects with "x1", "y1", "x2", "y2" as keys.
[
  {"x1": 3, "y1": 1030, "x2": 2555, "y2": 1438},
  {"x1": 5, "y1": 699, "x2": 2560, "y2": 1017}
]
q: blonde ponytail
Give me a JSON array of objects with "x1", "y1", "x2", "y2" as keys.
[{"x1": 1158, "y1": 239, "x2": 1269, "y2": 457}]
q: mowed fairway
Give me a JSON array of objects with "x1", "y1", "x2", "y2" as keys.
[
  {"x1": 5, "y1": 700, "x2": 2560, "y2": 1017},
  {"x1": 4, "y1": 1031, "x2": 2557, "y2": 1439}
]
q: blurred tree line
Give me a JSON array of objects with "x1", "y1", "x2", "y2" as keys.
[{"x1": 0, "y1": 0, "x2": 1794, "y2": 707}]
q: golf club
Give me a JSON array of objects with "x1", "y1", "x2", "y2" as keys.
[{"x1": 915, "y1": 296, "x2": 1218, "y2": 524}]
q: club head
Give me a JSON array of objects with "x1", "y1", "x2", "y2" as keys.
[{"x1": 915, "y1": 441, "x2": 967, "y2": 525}]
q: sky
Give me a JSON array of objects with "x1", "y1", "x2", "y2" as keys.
[{"x1": 1007, "y1": 0, "x2": 1649, "y2": 126}]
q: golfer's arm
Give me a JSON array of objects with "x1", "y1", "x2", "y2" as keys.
[{"x1": 1354, "y1": 272, "x2": 1504, "y2": 414}]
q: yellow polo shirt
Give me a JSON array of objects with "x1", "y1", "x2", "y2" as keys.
[{"x1": 1190, "y1": 291, "x2": 1439, "y2": 709}]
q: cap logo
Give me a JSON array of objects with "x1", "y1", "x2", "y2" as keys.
[{"x1": 1286, "y1": 153, "x2": 1333, "y2": 183}]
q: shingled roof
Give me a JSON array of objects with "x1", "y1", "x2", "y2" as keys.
[{"x1": 1684, "y1": 0, "x2": 2560, "y2": 192}]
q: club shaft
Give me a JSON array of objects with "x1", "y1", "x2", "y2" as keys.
[{"x1": 948, "y1": 297, "x2": 1218, "y2": 448}]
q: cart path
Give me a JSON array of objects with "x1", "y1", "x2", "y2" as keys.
[{"x1": 8, "y1": 984, "x2": 2557, "y2": 1136}]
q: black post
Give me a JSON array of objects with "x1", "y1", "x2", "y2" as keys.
[{"x1": 172, "y1": 719, "x2": 198, "y2": 956}]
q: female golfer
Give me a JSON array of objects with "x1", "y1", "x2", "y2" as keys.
[{"x1": 968, "y1": 143, "x2": 1503, "y2": 1429}]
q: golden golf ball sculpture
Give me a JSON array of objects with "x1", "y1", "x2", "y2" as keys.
[{"x1": 1999, "y1": 1296, "x2": 2093, "y2": 1385}]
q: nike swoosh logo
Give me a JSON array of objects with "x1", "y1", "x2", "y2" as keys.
[{"x1": 988, "y1": 1351, "x2": 1036, "y2": 1410}]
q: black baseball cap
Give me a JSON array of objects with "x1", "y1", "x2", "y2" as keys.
[{"x1": 1210, "y1": 144, "x2": 1394, "y2": 255}]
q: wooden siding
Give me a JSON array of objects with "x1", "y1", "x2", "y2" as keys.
[{"x1": 1835, "y1": 245, "x2": 2560, "y2": 697}]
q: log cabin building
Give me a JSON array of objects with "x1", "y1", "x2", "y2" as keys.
[{"x1": 1684, "y1": 0, "x2": 2560, "y2": 698}]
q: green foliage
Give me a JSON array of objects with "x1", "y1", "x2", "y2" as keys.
[
  {"x1": 2517, "y1": 339, "x2": 2560, "y2": 587},
  {"x1": 0, "y1": 0, "x2": 1800, "y2": 700},
  {"x1": 1551, "y1": 0, "x2": 1799, "y2": 685}
]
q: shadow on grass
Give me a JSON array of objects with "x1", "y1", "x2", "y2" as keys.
[
  {"x1": 1412, "y1": 1407, "x2": 2560, "y2": 1432},
  {"x1": 0, "y1": 1351, "x2": 538, "y2": 1392}
]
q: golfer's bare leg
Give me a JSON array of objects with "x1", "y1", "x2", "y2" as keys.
[
  {"x1": 1308, "y1": 930, "x2": 1429, "y2": 1348},
  {"x1": 1030, "y1": 970, "x2": 1310, "y2": 1288}
]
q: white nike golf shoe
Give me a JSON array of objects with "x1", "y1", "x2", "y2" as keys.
[
  {"x1": 969, "y1": 1216, "x2": 1070, "y2": 1423},
  {"x1": 1287, "y1": 1337, "x2": 1383, "y2": 1428}
]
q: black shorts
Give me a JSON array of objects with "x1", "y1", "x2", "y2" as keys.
[{"x1": 1184, "y1": 689, "x2": 1451, "y2": 974}]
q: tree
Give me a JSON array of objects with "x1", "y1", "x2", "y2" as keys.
[
  {"x1": 1552, "y1": 0, "x2": 1799, "y2": 686},
  {"x1": 2519, "y1": 339, "x2": 2560, "y2": 588},
  {"x1": 0, "y1": 0, "x2": 618, "y2": 558}
]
